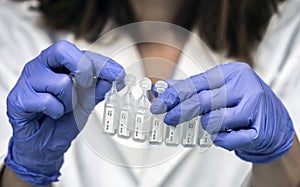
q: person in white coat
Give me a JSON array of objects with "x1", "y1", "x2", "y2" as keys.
[{"x1": 0, "y1": 0, "x2": 300, "y2": 187}]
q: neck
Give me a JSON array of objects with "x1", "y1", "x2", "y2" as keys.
[
  {"x1": 137, "y1": 43, "x2": 182, "y2": 84},
  {"x1": 129, "y1": 0, "x2": 184, "y2": 23},
  {"x1": 129, "y1": 0, "x2": 188, "y2": 83}
]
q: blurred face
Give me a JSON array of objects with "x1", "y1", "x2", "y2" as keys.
[
  {"x1": 128, "y1": 0, "x2": 189, "y2": 84},
  {"x1": 129, "y1": 0, "x2": 185, "y2": 22}
]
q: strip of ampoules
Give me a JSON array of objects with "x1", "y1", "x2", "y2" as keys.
[
  {"x1": 181, "y1": 117, "x2": 200, "y2": 147},
  {"x1": 103, "y1": 81, "x2": 120, "y2": 135},
  {"x1": 197, "y1": 118, "x2": 213, "y2": 147},
  {"x1": 149, "y1": 81, "x2": 168, "y2": 144},
  {"x1": 133, "y1": 77, "x2": 152, "y2": 142},
  {"x1": 118, "y1": 74, "x2": 136, "y2": 138}
]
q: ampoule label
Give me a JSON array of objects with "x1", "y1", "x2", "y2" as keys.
[
  {"x1": 133, "y1": 114, "x2": 146, "y2": 141},
  {"x1": 182, "y1": 119, "x2": 199, "y2": 147},
  {"x1": 165, "y1": 125, "x2": 180, "y2": 146},
  {"x1": 199, "y1": 131, "x2": 212, "y2": 147},
  {"x1": 103, "y1": 107, "x2": 116, "y2": 135},
  {"x1": 149, "y1": 117, "x2": 164, "y2": 143},
  {"x1": 118, "y1": 110, "x2": 130, "y2": 137}
]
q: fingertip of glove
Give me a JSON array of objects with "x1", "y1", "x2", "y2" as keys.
[
  {"x1": 47, "y1": 105, "x2": 64, "y2": 119},
  {"x1": 150, "y1": 98, "x2": 167, "y2": 114},
  {"x1": 116, "y1": 80, "x2": 126, "y2": 91},
  {"x1": 102, "y1": 59, "x2": 126, "y2": 82},
  {"x1": 163, "y1": 119, "x2": 176, "y2": 127},
  {"x1": 41, "y1": 102, "x2": 64, "y2": 120},
  {"x1": 151, "y1": 84, "x2": 159, "y2": 98},
  {"x1": 164, "y1": 112, "x2": 181, "y2": 126},
  {"x1": 115, "y1": 69, "x2": 126, "y2": 81},
  {"x1": 51, "y1": 112, "x2": 64, "y2": 120}
]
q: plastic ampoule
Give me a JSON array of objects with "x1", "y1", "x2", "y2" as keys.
[
  {"x1": 118, "y1": 74, "x2": 136, "y2": 139},
  {"x1": 133, "y1": 77, "x2": 152, "y2": 142},
  {"x1": 165, "y1": 124, "x2": 181, "y2": 146},
  {"x1": 103, "y1": 81, "x2": 120, "y2": 135},
  {"x1": 165, "y1": 111, "x2": 182, "y2": 146},
  {"x1": 181, "y1": 117, "x2": 200, "y2": 147},
  {"x1": 149, "y1": 81, "x2": 168, "y2": 144},
  {"x1": 197, "y1": 117, "x2": 213, "y2": 147}
]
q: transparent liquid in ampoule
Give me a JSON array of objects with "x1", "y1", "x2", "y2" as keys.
[
  {"x1": 181, "y1": 117, "x2": 200, "y2": 147},
  {"x1": 197, "y1": 117, "x2": 213, "y2": 147},
  {"x1": 103, "y1": 81, "x2": 120, "y2": 135},
  {"x1": 149, "y1": 81, "x2": 168, "y2": 144},
  {"x1": 118, "y1": 74, "x2": 136, "y2": 139},
  {"x1": 133, "y1": 77, "x2": 152, "y2": 142},
  {"x1": 165, "y1": 124, "x2": 181, "y2": 146}
]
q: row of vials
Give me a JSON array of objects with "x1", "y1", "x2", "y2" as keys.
[{"x1": 102, "y1": 74, "x2": 212, "y2": 147}]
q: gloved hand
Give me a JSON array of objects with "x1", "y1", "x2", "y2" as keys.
[
  {"x1": 5, "y1": 40, "x2": 125, "y2": 186},
  {"x1": 151, "y1": 62, "x2": 294, "y2": 163}
]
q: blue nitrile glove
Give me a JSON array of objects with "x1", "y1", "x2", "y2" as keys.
[
  {"x1": 5, "y1": 40, "x2": 125, "y2": 186},
  {"x1": 151, "y1": 62, "x2": 294, "y2": 163}
]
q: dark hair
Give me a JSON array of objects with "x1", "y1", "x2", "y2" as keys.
[
  {"x1": 196, "y1": 0, "x2": 285, "y2": 65},
  {"x1": 36, "y1": 0, "x2": 284, "y2": 66}
]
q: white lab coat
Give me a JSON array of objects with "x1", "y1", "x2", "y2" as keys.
[{"x1": 0, "y1": 0, "x2": 299, "y2": 187}]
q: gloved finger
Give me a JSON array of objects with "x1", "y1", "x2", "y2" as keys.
[
  {"x1": 151, "y1": 79, "x2": 192, "y2": 114},
  {"x1": 163, "y1": 94, "x2": 200, "y2": 125},
  {"x1": 39, "y1": 40, "x2": 94, "y2": 88},
  {"x1": 161, "y1": 83, "x2": 240, "y2": 125},
  {"x1": 94, "y1": 79, "x2": 125, "y2": 104},
  {"x1": 84, "y1": 51, "x2": 126, "y2": 82},
  {"x1": 116, "y1": 79, "x2": 126, "y2": 91},
  {"x1": 151, "y1": 79, "x2": 178, "y2": 98},
  {"x1": 159, "y1": 81, "x2": 239, "y2": 117},
  {"x1": 197, "y1": 83, "x2": 242, "y2": 114},
  {"x1": 152, "y1": 63, "x2": 255, "y2": 114},
  {"x1": 95, "y1": 80, "x2": 112, "y2": 104},
  {"x1": 201, "y1": 106, "x2": 251, "y2": 134},
  {"x1": 20, "y1": 92, "x2": 65, "y2": 120},
  {"x1": 30, "y1": 68, "x2": 74, "y2": 113},
  {"x1": 151, "y1": 84, "x2": 158, "y2": 98},
  {"x1": 212, "y1": 129, "x2": 257, "y2": 151},
  {"x1": 151, "y1": 66, "x2": 226, "y2": 114}
]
